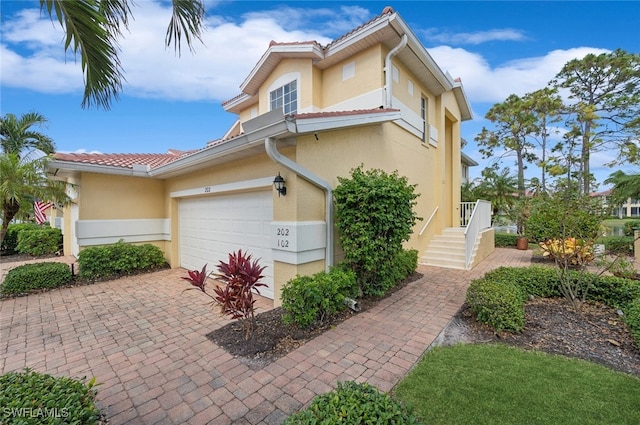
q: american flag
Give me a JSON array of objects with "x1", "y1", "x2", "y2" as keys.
[{"x1": 34, "y1": 199, "x2": 52, "y2": 224}]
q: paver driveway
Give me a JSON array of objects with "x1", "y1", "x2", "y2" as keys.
[{"x1": 0, "y1": 248, "x2": 533, "y2": 424}]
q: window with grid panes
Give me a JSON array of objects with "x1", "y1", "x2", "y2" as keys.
[{"x1": 270, "y1": 80, "x2": 297, "y2": 114}]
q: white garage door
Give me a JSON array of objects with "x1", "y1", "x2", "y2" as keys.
[{"x1": 179, "y1": 191, "x2": 274, "y2": 299}]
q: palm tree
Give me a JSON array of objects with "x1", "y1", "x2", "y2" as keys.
[
  {"x1": 605, "y1": 170, "x2": 640, "y2": 206},
  {"x1": 0, "y1": 111, "x2": 70, "y2": 245},
  {"x1": 477, "y1": 167, "x2": 518, "y2": 221},
  {"x1": 0, "y1": 112, "x2": 55, "y2": 155},
  {"x1": 40, "y1": 0, "x2": 205, "y2": 109},
  {"x1": 0, "y1": 154, "x2": 69, "y2": 245}
]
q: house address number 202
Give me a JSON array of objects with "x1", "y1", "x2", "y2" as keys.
[{"x1": 276, "y1": 227, "x2": 291, "y2": 248}]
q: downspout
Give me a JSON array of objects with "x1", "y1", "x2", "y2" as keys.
[
  {"x1": 385, "y1": 34, "x2": 408, "y2": 108},
  {"x1": 265, "y1": 137, "x2": 334, "y2": 270}
]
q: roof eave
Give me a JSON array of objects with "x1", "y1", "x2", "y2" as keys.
[
  {"x1": 47, "y1": 160, "x2": 151, "y2": 178},
  {"x1": 294, "y1": 110, "x2": 402, "y2": 134}
]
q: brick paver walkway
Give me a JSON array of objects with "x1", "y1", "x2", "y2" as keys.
[{"x1": 0, "y1": 248, "x2": 532, "y2": 424}]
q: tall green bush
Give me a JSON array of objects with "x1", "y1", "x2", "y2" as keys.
[
  {"x1": 334, "y1": 166, "x2": 419, "y2": 296},
  {"x1": 495, "y1": 232, "x2": 518, "y2": 247}
]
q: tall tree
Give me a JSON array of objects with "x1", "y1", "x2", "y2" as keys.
[
  {"x1": 40, "y1": 0, "x2": 205, "y2": 109},
  {"x1": 0, "y1": 112, "x2": 55, "y2": 156},
  {"x1": 522, "y1": 87, "x2": 564, "y2": 193},
  {"x1": 552, "y1": 49, "x2": 640, "y2": 194},
  {"x1": 475, "y1": 94, "x2": 538, "y2": 198}
]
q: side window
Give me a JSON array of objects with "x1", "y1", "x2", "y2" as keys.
[
  {"x1": 270, "y1": 80, "x2": 297, "y2": 114},
  {"x1": 421, "y1": 96, "x2": 428, "y2": 143}
]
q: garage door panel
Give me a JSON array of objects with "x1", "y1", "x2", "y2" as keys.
[{"x1": 179, "y1": 191, "x2": 274, "y2": 299}]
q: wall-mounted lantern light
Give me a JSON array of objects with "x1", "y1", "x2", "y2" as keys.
[{"x1": 273, "y1": 172, "x2": 287, "y2": 197}]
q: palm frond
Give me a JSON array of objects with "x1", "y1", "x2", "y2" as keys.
[
  {"x1": 41, "y1": 0, "x2": 125, "y2": 110},
  {"x1": 166, "y1": 0, "x2": 205, "y2": 55}
]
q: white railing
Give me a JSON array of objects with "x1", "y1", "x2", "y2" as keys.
[
  {"x1": 463, "y1": 200, "x2": 492, "y2": 269},
  {"x1": 460, "y1": 202, "x2": 476, "y2": 227},
  {"x1": 419, "y1": 207, "x2": 439, "y2": 236}
]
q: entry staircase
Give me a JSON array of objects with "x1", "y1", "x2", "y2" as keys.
[{"x1": 419, "y1": 200, "x2": 492, "y2": 270}]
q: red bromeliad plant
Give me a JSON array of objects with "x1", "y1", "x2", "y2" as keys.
[{"x1": 181, "y1": 250, "x2": 267, "y2": 340}]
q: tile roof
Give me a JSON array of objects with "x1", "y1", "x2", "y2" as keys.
[
  {"x1": 52, "y1": 109, "x2": 402, "y2": 170},
  {"x1": 53, "y1": 151, "x2": 188, "y2": 170}
]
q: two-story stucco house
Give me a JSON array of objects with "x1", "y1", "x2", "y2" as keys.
[{"x1": 48, "y1": 7, "x2": 494, "y2": 305}]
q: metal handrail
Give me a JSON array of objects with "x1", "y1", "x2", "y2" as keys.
[{"x1": 419, "y1": 207, "x2": 439, "y2": 236}]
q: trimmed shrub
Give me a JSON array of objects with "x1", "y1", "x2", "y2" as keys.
[
  {"x1": 495, "y1": 232, "x2": 518, "y2": 248},
  {"x1": 394, "y1": 248, "x2": 419, "y2": 280},
  {"x1": 15, "y1": 227, "x2": 62, "y2": 256},
  {"x1": 283, "y1": 381, "x2": 422, "y2": 425},
  {"x1": 482, "y1": 266, "x2": 560, "y2": 299},
  {"x1": 1, "y1": 262, "x2": 72, "y2": 296},
  {"x1": 0, "y1": 368, "x2": 100, "y2": 424},
  {"x1": 595, "y1": 235, "x2": 634, "y2": 256},
  {"x1": 588, "y1": 274, "x2": 640, "y2": 309},
  {"x1": 466, "y1": 277, "x2": 525, "y2": 332},
  {"x1": 623, "y1": 298, "x2": 640, "y2": 346},
  {"x1": 1, "y1": 223, "x2": 40, "y2": 253},
  {"x1": 78, "y1": 240, "x2": 167, "y2": 280},
  {"x1": 281, "y1": 267, "x2": 357, "y2": 328}
]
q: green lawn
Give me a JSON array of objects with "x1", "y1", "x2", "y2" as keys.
[{"x1": 393, "y1": 344, "x2": 640, "y2": 425}]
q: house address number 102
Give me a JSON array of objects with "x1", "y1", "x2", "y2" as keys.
[{"x1": 275, "y1": 227, "x2": 291, "y2": 249}]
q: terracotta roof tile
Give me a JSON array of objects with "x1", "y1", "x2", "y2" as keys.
[{"x1": 53, "y1": 151, "x2": 188, "y2": 170}]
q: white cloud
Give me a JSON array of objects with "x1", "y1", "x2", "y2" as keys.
[
  {"x1": 429, "y1": 46, "x2": 611, "y2": 105},
  {"x1": 0, "y1": 1, "x2": 338, "y2": 102},
  {"x1": 422, "y1": 28, "x2": 527, "y2": 45}
]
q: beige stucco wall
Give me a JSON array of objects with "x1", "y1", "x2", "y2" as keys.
[
  {"x1": 79, "y1": 173, "x2": 166, "y2": 220},
  {"x1": 321, "y1": 45, "x2": 384, "y2": 108}
]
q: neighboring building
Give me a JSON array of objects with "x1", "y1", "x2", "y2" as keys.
[
  {"x1": 461, "y1": 151, "x2": 478, "y2": 184},
  {"x1": 591, "y1": 189, "x2": 640, "y2": 218},
  {"x1": 48, "y1": 7, "x2": 494, "y2": 305}
]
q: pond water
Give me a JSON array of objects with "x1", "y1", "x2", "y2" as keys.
[{"x1": 603, "y1": 223, "x2": 625, "y2": 236}]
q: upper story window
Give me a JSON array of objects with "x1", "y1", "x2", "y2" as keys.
[
  {"x1": 270, "y1": 80, "x2": 297, "y2": 114},
  {"x1": 421, "y1": 96, "x2": 428, "y2": 143}
]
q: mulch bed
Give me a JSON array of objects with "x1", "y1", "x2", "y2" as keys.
[
  {"x1": 443, "y1": 297, "x2": 640, "y2": 377},
  {"x1": 207, "y1": 272, "x2": 423, "y2": 369},
  {"x1": 210, "y1": 269, "x2": 640, "y2": 377}
]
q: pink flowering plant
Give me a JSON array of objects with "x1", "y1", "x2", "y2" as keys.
[{"x1": 181, "y1": 250, "x2": 267, "y2": 340}]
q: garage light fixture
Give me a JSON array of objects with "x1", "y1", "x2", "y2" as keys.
[{"x1": 273, "y1": 172, "x2": 287, "y2": 197}]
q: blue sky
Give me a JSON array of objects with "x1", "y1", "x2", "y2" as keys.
[{"x1": 1, "y1": 1, "x2": 639, "y2": 188}]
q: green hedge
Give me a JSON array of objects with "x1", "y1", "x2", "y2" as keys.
[
  {"x1": 16, "y1": 227, "x2": 62, "y2": 256},
  {"x1": 283, "y1": 381, "x2": 422, "y2": 425},
  {"x1": 1, "y1": 262, "x2": 72, "y2": 296},
  {"x1": 495, "y1": 232, "x2": 519, "y2": 248},
  {"x1": 466, "y1": 277, "x2": 525, "y2": 332},
  {"x1": 595, "y1": 235, "x2": 634, "y2": 256},
  {"x1": 1, "y1": 223, "x2": 40, "y2": 253},
  {"x1": 0, "y1": 369, "x2": 100, "y2": 425},
  {"x1": 467, "y1": 266, "x2": 640, "y2": 343},
  {"x1": 623, "y1": 298, "x2": 640, "y2": 345},
  {"x1": 281, "y1": 267, "x2": 358, "y2": 328},
  {"x1": 78, "y1": 240, "x2": 167, "y2": 280}
]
